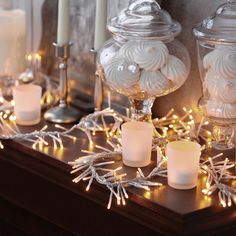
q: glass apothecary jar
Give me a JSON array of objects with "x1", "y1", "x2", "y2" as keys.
[
  {"x1": 97, "y1": 0, "x2": 190, "y2": 122},
  {"x1": 193, "y1": 0, "x2": 236, "y2": 150}
]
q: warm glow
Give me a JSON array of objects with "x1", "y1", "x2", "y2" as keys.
[
  {"x1": 27, "y1": 54, "x2": 32, "y2": 61},
  {"x1": 11, "y1": 100, "x2": 15, "y2": 106}
]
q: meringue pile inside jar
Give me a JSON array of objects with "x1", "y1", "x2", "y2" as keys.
[
  {"x1": 97, "y1": 0, "x2": 190, "y2": 100},
  {"x1": 100, "y1": 38, "x2": 188, "y2": 99},
  {"x1": 193, "y1": 0, "x2": 236, "y2": 149},
  {"x1": 193, "y1": 0, "x2": 236, "y2": 123},
  {"x1": 203, "y1": 45, "x2": 236, "y2": 121}
]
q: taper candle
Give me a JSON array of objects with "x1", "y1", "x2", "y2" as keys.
[
  {"x1": 0, "y1": 9, "x2": 26, "y2": 76},
  {"x1": 122, "y1": 121, "x2": 153, "y2": 167},
  {"x1": 57, "y1": 0, "x2": 70, "y2": 45},
  {"x1": 94, "y1": 0, "x2": 107, "y2": 51},
  {"x1": 166, "y1": 141, "x2": 201, "y2": 190}
]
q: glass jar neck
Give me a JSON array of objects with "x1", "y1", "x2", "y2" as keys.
[
  {"x1": 113, "y1": 35, "x2": 128, "y2": 44},
  {"x1": 112, "y1": 33, "x2": 175, "y2": 44}
]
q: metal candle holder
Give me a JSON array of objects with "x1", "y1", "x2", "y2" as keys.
[
  {"x1": 44, "y1": 42, "x2": 81, "y2": 123},
  {"x1": 91, "y1": 48, "x2": 103, "y2": 111},
  {"x1": 80, "y1": 48, "x2": 104, "y2": 131}
]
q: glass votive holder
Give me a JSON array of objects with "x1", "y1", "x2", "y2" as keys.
[
  {"x1": 13, "y1": 84, "x2": 42, "y2": 126},
  {"x1": 166, "y1": 141, "x2": 201, "y2": 190},
  {"x1": 121, "y1": 121, "x2": 153, "y2": 167}
]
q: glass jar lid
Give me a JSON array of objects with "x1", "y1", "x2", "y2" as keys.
[
  {"x1": 193, "y1": 0, "x2": 236, "y2": 44},
  {"x1": 107, "y1": 0, "x2": 181, "y2": 41}
]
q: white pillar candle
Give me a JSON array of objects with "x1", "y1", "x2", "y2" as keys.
[
  {"x1": 13, "y1": 85, "x2": 42, "y2": 126},
  {"x1": 166, "y1": 141, "x2": 201, "y2": 190},
  {"x1": 122, "y1": 121, "x2": 153, "y2": 167},
  {"x1": 0, "y1": 9, "x2": 26, "y2": 76},
  {"x1": 94, "y1": 0, "x2": 107, "y2": 51},
  {"x1": 57, "y1": 0, "x2": 70, "y2": 45}
]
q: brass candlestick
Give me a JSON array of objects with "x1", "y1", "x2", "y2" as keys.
[{"x1": 44, "y1": 42, "x2": 81, "y2": 123}]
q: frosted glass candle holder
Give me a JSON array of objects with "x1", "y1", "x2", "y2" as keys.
[
  {"x1": 13, "y1": 84, "x2": 42, "y2": 126},
  {"x1": 121, "y1": 121, "x2": 153, "y2": 167},
  {"x1": 166, "y1": 141, "x2": 201, "y2": 190}
]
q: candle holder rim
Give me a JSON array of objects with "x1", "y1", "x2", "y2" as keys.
[
  {"x1": 166, "y1": 140, "x2": 201, "y2": 151},
  {"x1": 90, "y1": 47, "x2": 97, "y2": 53},
  {"x1": 13, "y1": 84, "x2": 42, "y2": 92},
  {"x1": 121, "y1": 121, "x2": 153, "y2": 130},
  {"x1": 53, "y1": 41, "x2": 73, "y2": 48}
]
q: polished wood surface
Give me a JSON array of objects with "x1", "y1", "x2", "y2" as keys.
[{"x1": 0, "y1": 121, "x2": 235, "y2": 235}]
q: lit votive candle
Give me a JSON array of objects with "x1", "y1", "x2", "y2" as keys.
[
  {"x1": 13, "y1": 84, "x2": 42, "y2": 126},
  {"x1": 121, "y1": 121, "x2": 153, "y2": 167},
  {"x1": 166, "y1": 141, "x2": 201, "y2": 190}
]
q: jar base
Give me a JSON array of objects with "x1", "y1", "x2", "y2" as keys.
[
  {"x1": 212, "y1": 141, "x2": 235, "y2": 151},
  {"x1": 168, "y1": 181, "x2": 197, "y2": 190},
  {"x1": 123, "y1": 159, "x2": 150, "y2": 168},
  {"x1": 16, "y1": 118, "x2": 40, "y2": 126},
  {"x1": 212, "y1": 124, "x2": 235, "y2": 151}
]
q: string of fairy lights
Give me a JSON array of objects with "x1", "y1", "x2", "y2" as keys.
[
  {"x1": 69, "y1": 145, "x2": 236, "y2": 209},
  {"x1": 200, "y1": 154, "x2": 236, "y2": 207},
  {"x1": 69, "y1": 150, "x2": 166, "y2": 209},
  {"x1": 0, "y1": 93, "x2": 235, "y2": 209}
]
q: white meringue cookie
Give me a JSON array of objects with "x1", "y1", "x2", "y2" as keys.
[
  {"x1": 205, "y1": 70, "x2": 236, "y2": 103},
  {"x1": 99, "y1": 46, "x2": 117, "y2": 66},
  {"x1": 207, "y1": 100, "x2": 236, "y2": 119},
  {"x1": 214, "y1": 49, "x2": 236, "y2": 79},
  {"x1": 204, "y1": 70, "x2": 218, "y2": 96},
  {"x1": 220, "y1": 80, "x2": 236, "y2": 103},
  {"x1": 203, "y1": 51, "x2": 217, "y2": 69},
  {"x1": 161, "y1": 55, "x2": 188, "y2": 87},
  {"x1": 119, "y1": 41, "x2": 137, "y2": 61},
  {"x1": 203, "y1": 46, "x2": 236, "y2": 69},
  {"x1": 104, "y1": 56, "x2": 140, "y2": 92},
  {"x1": 215, "y1": 45, "x2": 236, "y2": 51},
  {"x1": 134, "y1": 40, "x2": 169, "y2": 71},
  {"x1": 139, "y1": 70, "x2": 171, "y2": 96},
  {"x1": 203, "y1": 48, "x2": 236, "y2": 79}
]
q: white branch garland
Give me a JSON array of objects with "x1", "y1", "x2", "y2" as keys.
[
  {"x1": 0, "y1": 108, "x2": 126, "y2": 150},
  {"x1": 69, "y1": 143, "x2": 236, "y2": 209},
  {"x1": 200, "y1": 154, "x2": 236, "y2": 207},
  {"x1": 0, "y1": 105, "x2": 235, "y2": 209},
  {"x1": 68, "y1": 144, "x2": 166, "y2": 209}
]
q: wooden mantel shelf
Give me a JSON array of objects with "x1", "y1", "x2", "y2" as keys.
[{"x1": 0, "y1": 122, "x2": 235, "y2": 236}]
